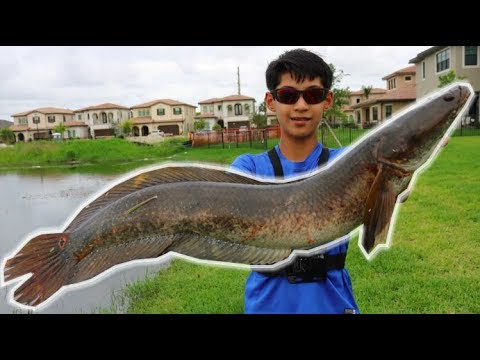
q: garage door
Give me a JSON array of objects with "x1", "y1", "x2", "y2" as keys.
[
  {"x1": 94, "y1": 129, "x2": 115, "y2": 137},
  {"x1": 157, "y1": 125, "x2": 179, "y2": 135}
]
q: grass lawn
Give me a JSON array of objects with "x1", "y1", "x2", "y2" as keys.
[{"x1": 99, "y1": 136, "x2": 480, "y2": 314}]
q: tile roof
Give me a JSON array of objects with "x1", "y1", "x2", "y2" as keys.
[
  {"x1": 131, "y1": 116, "x2": 153, "y2": 124},
  {"x1": 10, "y1": 125, "x2": 29, "y2": 131},
  {"x1": 349, "y1": 88, "x2": 387, "y2": 96},
  {"x1": 198, "y1": 94, "x2": 256, "y2": 104},
  {"x1": 351, "y1": 84, "x2": 416, "y2": 109},
  {"x1": 409, "y1": 46, "x2": 446, "y2": 63},
  {"x1": 382, "y1": 65, "x2": 416, "y2": 80},
  {"x1": 12, "y1": 107, "x2": 74, "y2": 116},
  {"x1": 75, "y1": 103, "x2": 129, "y2": 112},
  {"x1": 130, "y1": 99, "x2": 196, "y2": 109}
]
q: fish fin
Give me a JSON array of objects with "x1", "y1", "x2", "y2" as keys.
[
  {"x1": 71, "y1": 234, "x2": 178, "y2": 283},
  {"x1": 170, "y1": 234, "x2": 292, "y2": 265},
  {"x1": 66, "y1": 166, "x2": 271, "y2": 232},
  {"x1": 4, "y1": 233, "x2": 75, "y2": 307},
  {"x1": 362, "y1": 166, "x2": 396, "y2": 254}
]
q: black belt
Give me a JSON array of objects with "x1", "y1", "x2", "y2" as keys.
[{"x1": 258, "y1": 253, "x2": 346, "y2": 284}]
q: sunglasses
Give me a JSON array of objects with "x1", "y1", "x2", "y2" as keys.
[{"x1": 270, "y1": 86, "x2": 330, "y2": 105}]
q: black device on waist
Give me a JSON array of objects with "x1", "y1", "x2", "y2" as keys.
[{"x1": 262, "y1": 146, "x2": 346, "y2": 284}]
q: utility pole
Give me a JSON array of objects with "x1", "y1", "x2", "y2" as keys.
[{"x1": 237, "y1": 66, "x2": 241, "y2": 95}]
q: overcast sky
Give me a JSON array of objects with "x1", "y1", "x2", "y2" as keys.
[{"x1": 0, "y1": 46, "x2": 431, "y2": 121}]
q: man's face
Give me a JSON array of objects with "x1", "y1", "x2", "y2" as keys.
[{"x1": 265, "y1": 72, "x2": 333, "y2": 141}]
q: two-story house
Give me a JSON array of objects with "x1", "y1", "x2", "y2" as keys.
[
  {"x1": 350, "y1": 66, "x2": 417, "y2": 128},
  {"x1": 409, "y1": 46, "x2": 479, "y2": 126},
  {"x1": 74, "y1": 103, "x2": 130, "y2": 139},
  {"x1": 342, "y1": 88, "x2": 387, "y2": 124},
  {"x1": 130, "y1": 99, "x2": 196, "y2": 136},
  {"x1": 10, "y1": 107, "x2": 88, "y2": 142},
  {"x1": 196, "y1": 94, "x2": 256, "y2": 130}
]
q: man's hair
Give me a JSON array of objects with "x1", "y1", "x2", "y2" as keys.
[{"x1": 266, "y1": 48, "x2": 333, "y2": 91}]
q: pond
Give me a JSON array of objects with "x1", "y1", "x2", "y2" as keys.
[{"x1": 0, "y1": 164, "x2": 174, "y2": 314}]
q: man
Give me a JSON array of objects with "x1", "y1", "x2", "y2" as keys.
[{"x1": 230, "y1": 48, "x2": 359, "y2": 314}]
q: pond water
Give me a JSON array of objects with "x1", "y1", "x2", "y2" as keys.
[{"x1": 0, "y1": 164, "x2": 174, "y2": 314}]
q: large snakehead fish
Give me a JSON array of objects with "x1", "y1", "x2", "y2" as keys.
[{"x1": 1, "y1": 83, "x2": 473, "y2": 308}]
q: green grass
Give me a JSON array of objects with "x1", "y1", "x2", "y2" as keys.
[
  {"x1": 0, "y1": 137, "x2": 188, "y2": 168},
  {"x1": 99, "y1": 136, "x2": 480, "y2": 314}
]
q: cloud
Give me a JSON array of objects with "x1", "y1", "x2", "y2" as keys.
[{"x1": 0, "y1": 46, "x2": 430, "y2": 120}]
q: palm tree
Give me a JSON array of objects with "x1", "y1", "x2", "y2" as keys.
[{"x1": 361, "y1": 85, "x2": 373, "y2": 99}]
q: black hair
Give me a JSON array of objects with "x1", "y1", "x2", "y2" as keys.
[{"x1": 265, "y1": 48, "x2": 333, "y2": 91}]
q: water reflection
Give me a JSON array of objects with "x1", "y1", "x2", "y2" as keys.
[{"x1": 0, "y1": 165, "x2": 172, "y2": 314}]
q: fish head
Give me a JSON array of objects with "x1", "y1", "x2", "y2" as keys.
[{"x1": 379, "y1": 83, "x2": 472, "y2": 171}]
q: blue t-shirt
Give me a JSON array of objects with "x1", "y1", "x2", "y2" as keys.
[{"x1": 230, "y1": 143, "x2": 360, "y2": 314}]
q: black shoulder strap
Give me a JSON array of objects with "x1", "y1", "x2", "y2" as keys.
[
  {"x1": 268, "y1": 147, "x2": 284, "y2": 178},
  {"x1": 268, "y1": 146, "x2": 330, "y2": 179},
  {"x1": 318, "y1": 147, "x2": 330, "y2": 166}
]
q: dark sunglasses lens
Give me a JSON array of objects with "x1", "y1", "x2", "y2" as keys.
[
  {"x1": 276, "y1": 88, "x2": 300, "y2": 104},
  {"x1": 304, "y1": 88, "x2": 327, "y2": 104}
]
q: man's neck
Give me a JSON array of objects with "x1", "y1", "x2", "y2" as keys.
[{"x1": 278, "y1": 136, "x2": 319, "y2": 162}]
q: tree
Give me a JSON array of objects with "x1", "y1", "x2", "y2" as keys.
[
  {"x1": 120, "y1": 119, "x2": 133, "y2": 136},
  {"x1": 194, "y1": 118, "x2": 207, "y2": 131},
  {"x1": 0, "y1": 128, "x2": 15, "y2": 144},
  {"x1": 250, "y1": 113, "x2": 267, "y2": 128},
  {"x1": 53, "y1": 123, "x2": 66, "y2": 139},
  {"x1": 324, "y1": 63, "x2": 351, "y2": 123},
  {"x1": 438, "y1": 70, "x2": 467, "y2": 88},
  {"x1": 361, "y1": 85, "x2": 373, "y2": 99}
]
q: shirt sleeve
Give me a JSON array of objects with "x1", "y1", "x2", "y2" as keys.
[{"x1": 230, "y1": 154, "x2": 256, "y2": 176}]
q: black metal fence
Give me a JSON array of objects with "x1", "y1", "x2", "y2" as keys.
[{"x1": 190, "y1": 120, "x2": 480, "y2": 150}]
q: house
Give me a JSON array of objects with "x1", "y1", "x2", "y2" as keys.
[
  {"x1": 342, "y1": 88, "x2": 387, "y2": 124},
  {"x1": 266, "y1": 109, "x2": 278, "y2": 126},
  {"x1": 350, "y1": 66, "x2": 417, "y2": 128},
  {"x1": 74, "y1": 103, "x2": 130, "y2": 139},
  {"x1": 10, "y1": 107, "x2": 88, "y2": 142},
  {"x1": 409, "y1": 46, "x2": 479, "y2": 126},
  {"x1": 196, "y1": 94, "x2": 256, "y2": 129},
  {"x1": 129, "y1": 99, "x2": 196, "y2": 136}
]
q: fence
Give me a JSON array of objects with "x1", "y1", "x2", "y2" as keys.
[{"x1": 190, "y1": 119, "x2": 480, "y2": 150}]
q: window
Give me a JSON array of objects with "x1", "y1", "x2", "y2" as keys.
[
  {"x1": 63, "y1": 115, "x2": 66, "y2": 122},
  {"x1": 388, "y1": 78, "x2": 396, "y2": 90},
  {"x1": 436, "y1": 48, "x2": 450, "y2": 72},
  {"x1": 202, "y1": 106, "x2": 207, "y2": 113},
  {"x1": 356, "y1": 111, "x2": 361, "y2": 123},
  {"x1": 356, "y1": 98, "x2": 360, "y2": 104},
  {"x1": 372, "y1": 107, "x2": 378, "y2": 121},
  {"x1": 209, "y1": 105, "x2": 214, "y2": 113},
  {"x1": 234, "y1": 104, "x2": 242, "y2": 115},
  {"x1": 102, "y1": 113, "x2": 107, "y2": 124},
  {"x1": 464, "y1": 46, "x2": 478, "y2": 66},
  {"x1": 385, "y1": 105, "x2": 393, "y2": 119},
  {"x1": 20, "y1": 117, "x2": 28, "y2": 125},
  {"x1": 77, "y1": 114, "x2": 82, "y2": 120},
  {"x1": 88, "y1": 114, "x2": 90, "y2": 120},
  {"x1": 108, "y1": 113, "x2": 114, "y2": 122},
  {"x1": 422, "y1": 61, "x2": 425, "y2": 79},
  {"x1": 245, "y1": 104, "x2": 250, "y2": 115},
  {"x1": 405, "y1": 76, "x2": 411, "y2": 81},
  {"x1": 173, "y1": 107, "x2": 182, "y2": 115},
  {"x1": 93, "y1": 113, "x2": 98, "y2": 121},
  {"x1": 157, "y1": 108, "x2": 165, "y2": 116},
  {"x1": 48, "y1": 116, "x2": 55, "y2": 123},
  {"x1": 217, "y1": 105, "x2": 222, "y2": 111}
]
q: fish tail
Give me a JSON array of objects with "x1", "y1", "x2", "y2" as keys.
[{"x1": 3, "y1": 233, "x2": 74, "y2": 307}]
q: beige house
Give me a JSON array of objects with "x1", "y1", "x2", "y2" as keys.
[
  {"x1": 10, "y1": 107, "x2": 88, "y2": 142},
  {"x1": 350, "y1": 66, "x2": 416, "y2": 128},
  {"x1": 74, "y1": 103, "x2": 130, "y2": 138},
  {"x1": 409, "y1": 46, "x2": 479, "y2": 126},
  {"x1": 130, "y1": 99, "x2": 196, "y2": 136},
  {"x1": 342, "y1": 88, "x2": 387, "y2": 124},
  {"x1": 196, "y1": 94, "x2": 256, "y2": 129}
]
